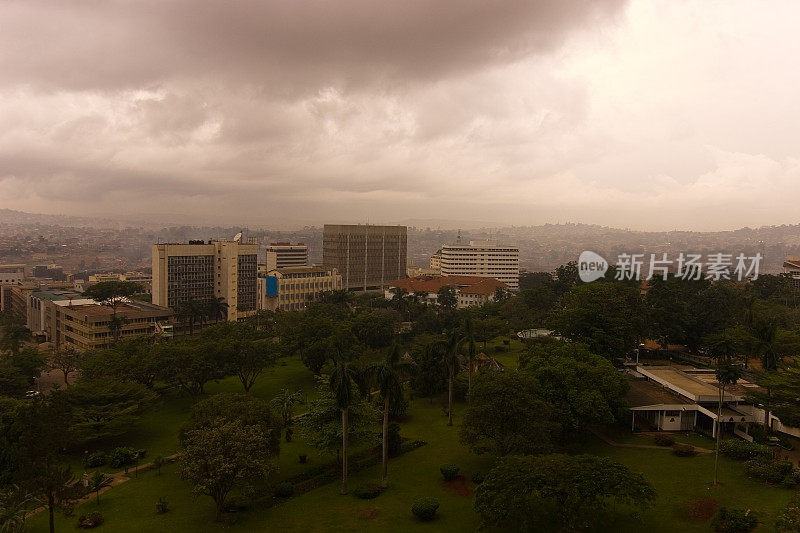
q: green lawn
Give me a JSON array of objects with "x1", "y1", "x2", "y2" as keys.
[{"x1": 26, "y1": 345, "x2": 799, "y2": 532}]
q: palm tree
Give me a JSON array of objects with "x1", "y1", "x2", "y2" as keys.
[
  {"x1": 87, "y1": 471, "x2": 112, "y2": 504},
  {"x1": 433, "y1": 329, "x2": 464, "y2": 426},
  {"x1": 270, "y1": 388, "x2": 305, "y2": 428},
  {"x1": 713, "y1": 357, "x2": 743, "y2": 486},
  {"x1": 462, "y1": 316, "x2": 477, "y2": 400},
  {"x1": 204, "y1": 297, "x2": 229, "y2": 324},
  {"x1": 364, "y1": 343, "x2": 416, "y2": 487},
  {"x1": 0, "y1": 484, "x2": 37, "y2": 532},
  {"x1": 176, "y1": 298, "x2": 205, "y2": 335},
  {"x1": 329, "y1": 357, "x2": 360, "y2": 494},
  {"x1": 107, "y1": 314, "x2": 129, "y2": 344},
  {"x1": 753, "y1": 319, "x2": 780, "y2": 370}
]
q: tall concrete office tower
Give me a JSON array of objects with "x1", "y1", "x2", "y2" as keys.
[
  {"x1": 322, "y1": 224, "x2": 407, "y2": 291},
  {"x1": 152, "y1": 237, "x2": 258, "y2": 321}
]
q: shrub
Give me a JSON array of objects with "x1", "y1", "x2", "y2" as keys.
[
  {"x1": 502, "y1": 339, "x2": 510, "y2": 346},
  {"x1": 719, "y1": 440, "x2": 772, "y2": 461},
  {"x1": 155, "y1": 497, "x2": 169, "y2": 514},
  {"x1": 776, "y1": 494, "x2": 800, "y2": 533},
  {"x1": 711, "y1": 507, "x2": 758, "y2": 532},
  {"x1": 411, "y1": 497, "x2": 439, "y2": 521},
  {"x1": 654, "y1": 433, "x2": 675, "y2": 447},
  {"x1": 108, "y1": 447, "x2": 138, "y2": 468},
  {"x1": 673, "y1": 443, "x2": 697, "y2": 457},
  {"x1": 744, "y1": 458, "x2": 799, "y2": 486},
  {"x1": 273, "y1": 482, "x2": 295, "y2": 498},
  {"x1": 471, "y1": 471, "x2": 485, "y2": 484},
  {"x1": 77, "y1": 512, "x2": 104, "y2": 529},
  {"x1": 440, "y1": 464, "x2": 459, "y2": 481},
  {"x1": 494, "y1": 345, "x2": 506, "y2": 353},
  {"x1": 353, "y1": 484, "x2": 382, "y2": 499},
  {"x1": 83, "y1": 451, "x2": 107, "y2": 468},
  {"x1": 224, "y1": 495, "x2": 250, "y2": 511}
]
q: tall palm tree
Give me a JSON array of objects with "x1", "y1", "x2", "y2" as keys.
[
  {"x1": 176, "y1": 298, "x2": 204, "y2": 335},
  {"x1": 329, "y1": 357, "x2": 360, "y2": 494},
  {"x1": 205, "y1": 297, "x2": 229, "y2": 324},
  {"x1": 714, "y1": 357, "x2": 743, "y2": 486},
  {"x1": 364, "y1": 343, "x2": 416, "y2": 488},
  {"x1": 433, "y1": 329, "x2": 464, "y2": 426},
  {"x1": 462, "y1": 316, "x2": 477, "y2": 401}
]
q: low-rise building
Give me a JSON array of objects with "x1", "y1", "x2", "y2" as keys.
[
  {"x1": 385, "y1": 275, "x2": 507, "y2": 308},
  {"x1": 784, "y1": 256, "x2": 800, "y2": 289},
  {"x1": 0, "y1": 264, "x2": 26, "y2": 285},
  {"x1": 258, "y1": 265, "x2": 343, "y2": 312},
  {"x1": 88, "y1": 272, "x2": 152, "y2": 294}
]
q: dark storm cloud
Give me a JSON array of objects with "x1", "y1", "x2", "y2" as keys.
[{"x1": 0, "y1": 0, "x2": 624, "y2": 92}]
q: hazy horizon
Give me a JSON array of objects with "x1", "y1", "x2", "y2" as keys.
[{"x1": 3, "y1": 1, "x2": 800, "y2": 231}]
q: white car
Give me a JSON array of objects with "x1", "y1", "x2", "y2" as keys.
[{"x1": 24, "y1": 390, "x2": 41, "y2": 399}]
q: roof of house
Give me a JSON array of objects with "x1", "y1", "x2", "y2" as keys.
[{"x1": 388, "y1": 275, "x2": 506, "y2": 294}]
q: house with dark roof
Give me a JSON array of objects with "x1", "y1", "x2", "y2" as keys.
[{"x1": 385, "y1": 275, "x2": 507, "y2": 308}]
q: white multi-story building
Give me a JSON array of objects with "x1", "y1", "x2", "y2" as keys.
[
  {"x1": 437, "y1": 240, "x2": 519, "y2": 290},
  {"x1": 265, "y1": 242, "x2": 309, "y2": 270}
]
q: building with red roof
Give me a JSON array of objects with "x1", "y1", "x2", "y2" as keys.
[{"x1": 385, "y1": 275, "x2": 507, "y2": 308}]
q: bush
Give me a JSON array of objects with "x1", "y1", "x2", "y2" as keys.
[
  {"x1": 83, "y1": 451, "x2": 107, "y2": 468},
  {"x1": 673, "y1": 443, "x2": 697, "y2": 457},
  {"x1": 494, "y1": 345, "x2": 506, "y2": 353},
  {"x1": 273, "y1": 482, "x2": 295, "y2": 498},
  {"x1": 719, "y1": 440, "x2": 772, "y2": 461},
  {"x1": 712, "y1": 507, "x2": 758, "y2": 532},
  {"x1": 108, "y1": 447, "x2": 138, "y2": 468},
  {"x1": 155, "y1": 497, "x2": 169, "y2": 514},
  {"x1": 77, "y1": 512, "x2": 104, "y2": 529},
  {"x1": 353, "y1": 484, "x2": 382, "y2": 499},
  {"x1": 411, "y1": 497, "x2": 439, "y2": 521},
  {"x1": 440, "y1": 464, "x2": 459, "y2": 481},
  {"x1": 654, "y1": 433, "x2": 675, "y2": 447},
  {"x1": 471, "y1": 471, "x2": 485, "y2": 484},
  {"x1": 744, "y1": 458, "x2": 799, "y2": 486},
  {"x1": 224, "y1": 495, "x2": 250, "y2": 511},
  {"x1": 776, "y1": 494, "x2": 800, "y2": 533}
]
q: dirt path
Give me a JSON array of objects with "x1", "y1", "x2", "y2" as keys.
[{"x1": 588, "y1": 427, "x2": 714, "y2": 454}]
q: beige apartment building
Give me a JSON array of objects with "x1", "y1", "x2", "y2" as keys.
[
  {"x1": 323, "y1": 224, "x2": 407, "y2": 291},
  {"x1": 152, "y1": 239, "x2": 258, "y2": 321},
  {"x1": 436, "y1": 240, "x2": 520, "y2": 290},
  {"x1": 258, "y1": 265, "x2": 342, "y2": 312},
  {"x1": 265, "y1": 242, "x2": 308, "y2": 270}
]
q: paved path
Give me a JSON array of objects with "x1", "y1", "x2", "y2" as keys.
[{"x1": 588, "y1": 427, "x2": 714, "y2": 454}]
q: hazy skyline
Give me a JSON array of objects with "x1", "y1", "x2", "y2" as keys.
[{"x1": 1, "y1": 0, "x2": 799, "y2": 232}]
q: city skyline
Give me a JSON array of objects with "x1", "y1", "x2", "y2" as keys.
[{"x1": 3, "y1": 1, "x2": 800, "y2": 232}]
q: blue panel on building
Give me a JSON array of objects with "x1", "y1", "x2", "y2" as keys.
[{"x1": 266, "y1": 276, "x2": 278, "y2": 296}]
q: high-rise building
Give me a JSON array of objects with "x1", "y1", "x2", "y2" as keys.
[
  {"x1": 437, "y1": 240, "x2": 520, "y2": 290},
  {"x1": 152, "y1": 238, "x2": 258, "y2": 321},
  {"x1": 323, "y1": 224, "x2": 407, "y2": 291},
  {"x1": 265, "y1": 242, "x2": 308, "y2": 270}
]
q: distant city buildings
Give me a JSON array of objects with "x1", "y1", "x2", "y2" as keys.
[
  {"x1": 322, "y1": 224, "x2": 407, "y2": 291},
  {"x1": 32, "y1": 264, "x2": 67, "y2": 281},
  {"x1": 152, "y1": 238, "x2": 258, "y2": 321},
  {"x1": 433, "y1": 240, "x2": 520, "y2": 290},
  {"x1": 87, "y1": 271, "x2": 152, "y2": 293},
  {"x1": 258, "y1": 265, "x2": 343, "y2": 312},
  {"x1": 265, "y1": 242, "x2": 308, "y2": 270},
  {"x1": 386, "y1": 274, "x2": 507, "y2": 308}
]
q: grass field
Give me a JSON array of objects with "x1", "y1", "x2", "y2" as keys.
[{"x1": 26, "y1": 345, "x2": 799, "y2": 532}]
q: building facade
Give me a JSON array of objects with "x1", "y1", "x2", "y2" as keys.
[
  {"x1": 152, "y1": 239, "x2": 258, "y2": 321},
  {"x1": 784, "y1": 256, "x2": 800, "y2": 289},
  {"x1": 385, "y1": 274, "x2": 507, "y2": 309},
  {"x1": 258, "y1": 265, "x2": 342, "y2": 312},
  {"x1": 323, "y1": 224, "x2": 407, "y2": 291},
  {"x1": 437, "y1": 240, "x2": 519, "y2": 290},
  {"x1": 0, "y1": 264, "x2": 25, "y2": 285},
  {"x1": 88, "y1": 272, "x2": 152, "y2": 294},
  {"x1": 265, "y1": 242, "x2": 309, "y2": 270}
]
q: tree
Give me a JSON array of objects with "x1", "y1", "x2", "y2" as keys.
[
  {"x1": 179, "y1": 393, "x2": 281, "y2": 521},
  {"x1": 472, "y1": 316, "x2": 506, "y2": 351},
  {"x1": 87, "y1": 471, "x2": 112, "y2": 505},
  {"x1": 432, "y1": 329, "x2": 463, "y2": 426},
  {"x1": 0, "y1": 484, "x2": 37, "y2": 533},
  {"x1": 0, "y1": 324, "x2": 30, "y2": 355},
  {"x1": 154, "y1": 339, "x2": 226, "y2": 402},
  {"x1": 175, "y1": 298, "x2": 206, "y2": 336},
  {"x1": 181, "y1": 420, "x2": 275, "y2": 521},
  {"x1": 296, "y1": 385, "x2": 378, "y2": 491},
  {"x1": 107, "y1": 314, "x2": 129, "y2": 344},
  {"x1": 519, "y1": 342, "x2": 629, "y2": 435},
  {"x1": 714, "y1": 358, "x2": 743, "y2": 486},
  {"x1": 351, "y1": 309, "x2": 396, "y2": 349},
  {"x1": 410, "y1": 336, "x2": 447, "y2": 400},
  {"x1": 475, "y1": 454, "x2": 656, "y2": 532},
  {"x1": 56, "y1": 379, "x2": 156, "y2": 442},
  {"x1": 3, "y1": 396, "x2": 82, "y2": 533},
  {"x1": 460, "y1": 371, "x2": 557, "y2": 456},
  {"x1": 329, "y1": 358, "x2": 360, "y2": 494},
  {"x1": 364, "y1": 343, "x2": 415, "y2": 487},
  {"x1": 548, "y1": 282, "x2": 645, "y2": 360},
  {"x1": 462, "y1": 316, "x2": 477, "y2": 399},
  {"x1": 204, "y1": 297, "x2": 229, "y2": 323},
  {"x1": 83, "y1": 281, "x2": 141, "y2": 343},
  {"x1": 50, "y1": 348, "x2": 82, "y2": 385},
  {"x1": 437, "y1": 286, "x2": 457, "y2": 311},
  {"x1": 0, "y1": 348, "x2": 45, "y2": 397},
  {"x1": 79, "y1": 338, "x2": 159, "y2": 389},
  {"x1": 270, "y1": 388, "x2": 304, "y2": 429},
  {"x1": 749, "y1": 358, "x2": 800, "y2": 428}
]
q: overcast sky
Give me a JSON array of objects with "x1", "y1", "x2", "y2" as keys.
[{"x1": 1, "y1": 0, "x2": 799, "y2": 231}]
